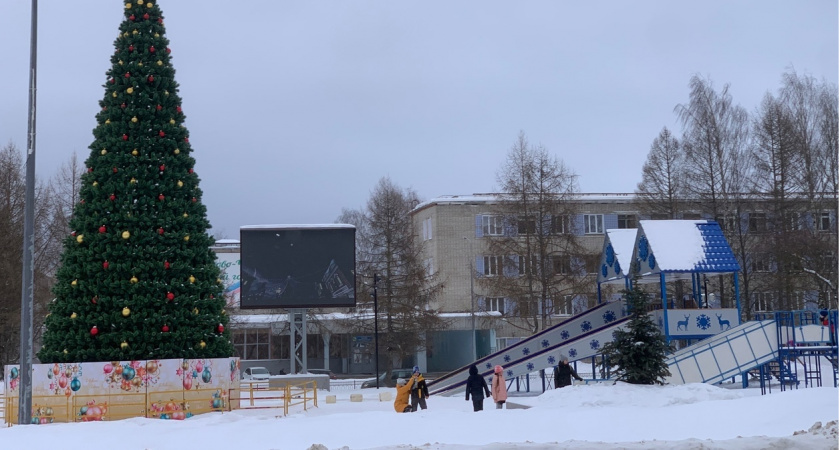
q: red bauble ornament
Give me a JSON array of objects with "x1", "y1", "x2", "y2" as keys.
[
  {"x1": 164, "y1": 261, "x2": 170, "y2": 270},
  {"x1": 158, "y1": 18, "x2": 163, "y2": 24},
  {"x1": 156, "y1": 104, "x2": 162, "y2": 111},
  {"x1": 166, "y1": 292, "x2": 175, "y2": 301},
  {"x1": 165, "y1": 47, "x2": 171, "y2": 54},
  {"x1": 162, "y1": 324, "x2": 169, "y2": 332},
  {"x1": 121, "y1": 103, "x2": 127, "y2": 108},
  {"x1": 99, "y1": 225, "x2": 106, "y2": 233},
  {"x1": 91, "y1": 296, "x2": 98, "y2": 304},
  {"x1": 157, "y1": 227, "x2": 165, "y2": 235},
  {"x1": 122, "y1": 134, "x2": 128, "y2": 141},
  {"x1": 184, "y1": 137, "x2": 189, "y2": 143},
  {"x1": 87, "y1": 167, "x2": 93, "y2": 172},
  {"x1": 188, "y1": 168, "x2": 194, "y2": 174},
  {"x1": 90, "y1": 326, "x2": 98, "y2": 336},
  {"x1": 109, "y1": 78, "x2": 115, "y2": 84},
  {"x1": 129, "y1": 14, "x2": 135, "y2": 21},
  {"x1": 191, "y1": 197, "x2": 197, "y2": 203},
  {"x1": 143, "y1": 13, "x2": 149, "y2": 20},
  {"x1": 71, "y1": 231, "x2": 76, "y2": 236},
  {"x1": 147, "y1": 75, "x2": 154, "y2": 82},
  {"x1": 158, "y1": 194, "x2": 165, "y2": 201},
  {"x1": 128, "y1": 45, "x2": 134, "y2": 52},
  {"x1": 149, "y1": 46, "x2": 156, "y2": 53},
  {"x1": 124, "y1": 72, "x2": 130, "y2": 78},
  {"x1": 159, "y1": 131, "x2": 166, "y2": 137},
  {"x1": 103, "y1": 261, "x2": 109, "y2": 269},
  {"x1": 112, "y1": 167, "x2": 118, "y2": 173},
  {"x1": 159, "y1": 164, "x2": 166, "y2": 171},
  {"x1": 217, "y1": 324, "x2": 224, "y2": 333},
  {"x1": 102, "y1": 106, "x2": 106, "y2": 111},
  {"x1": 109, "y1": 194, "x2": 116, "y2": 201},
  {"x1": 176, "y1": 106, "x2": 182, "y2": 113}
]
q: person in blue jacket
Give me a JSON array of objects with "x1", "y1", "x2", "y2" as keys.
[{"x1": 464, "y1": 364, "x2": 490, "y2": 411}]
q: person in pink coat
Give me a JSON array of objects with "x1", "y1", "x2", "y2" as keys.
[{"x1": 491, "y1": 365, "x2": 508, "y2": 409}]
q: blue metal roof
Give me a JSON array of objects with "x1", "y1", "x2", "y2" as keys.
[{"x1": 693, "y1": 221, "x2": 740, "y2": 273}]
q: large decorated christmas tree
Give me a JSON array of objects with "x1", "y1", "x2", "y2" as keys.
[{"x1": 38, "y1": 0, "x2": 233, "y2": 363}]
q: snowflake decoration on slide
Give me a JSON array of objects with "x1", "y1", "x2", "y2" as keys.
[
  {"x1": 526, "y1": 362, "x2": 534, "y2": 371},
  {"x1": 541, "y1": 339, "x2": 550, "y2": 348},
  {"x1": 560, "y1": 330, "x2": 570, "y2": 340},
  {"x1": 547, "y1": 355, "x2": 556, "y2": 365},
  {"x1": 603, "y1": 310, "x2": 617, "y2": 323},
  {"x1": 696, "y1": 314, "x2": 712, "y2": 330},
  {"x1": 581, "y1": 321, "x2": 592, "y2": 332},
  {"x1": 590, "y1": 339, "x2": 600, "y2": 350},
  {"x1": 569, "y1": 348, "x2": 578, "y2": 358},
  {"x1": 522, "y1": 347, "x2": 531, "y2": 356},
  {"x1": 485, "y1": 363, "x2": 493, "y2": 370},
  {"x1": 503, "y1": 354, "x2": 511, "y2": 363},
  {"x1": 506, "y1": 370, "x2": 514, "y2": 377}
]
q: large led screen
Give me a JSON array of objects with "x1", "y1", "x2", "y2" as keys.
[{"x1": 240, "y1": 225, "x2": 356, "y2": 309}]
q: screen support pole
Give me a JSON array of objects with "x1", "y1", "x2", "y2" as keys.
[{"x1": 289, "y1": 309, "x2": 308, "y2": 373}]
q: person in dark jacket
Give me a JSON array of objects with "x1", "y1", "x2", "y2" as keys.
[
  {"x1": 464, "y1": 364, "x2": 490, "y2": 411},
  {"x1": 410, "y1": 366, "x2": 429, "y2": 411},
  {"x1": 553, "y1": 355, "x2": 583, "y2": 388}
]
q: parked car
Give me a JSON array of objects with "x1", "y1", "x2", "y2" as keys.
[
  {"x1": 361, "y1": 368, "x2": 415, "y2": 388},
  {"x1": 306, "y1": 369, "x2": 337, "y2": 379},
  {"x1": 242, "y1": 366, "x2": 270, "y2": 381}
]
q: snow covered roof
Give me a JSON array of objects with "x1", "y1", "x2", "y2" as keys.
[
  {"x1": 412, "y1": 193, "x2": 637, "y2": 212},
  {"x1": 632, "y1": 220, "x2": 740, "y2": 280},
  {"x1": 598, "y1": 228, "x2": 639, "y2": 285}
]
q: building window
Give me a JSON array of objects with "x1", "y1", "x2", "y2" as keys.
[
  {"x1": 753, "y1": 292, "x2": 774, "y2": 312},
  {"x1": 584, "y1": 254, "x2": 600, "y2": 274},
  {"x1": 721, "y1": 215, "x2": 738, "y2": 233},
  {"x1": 558, "y1": 295, "x2": 574, "y2": 315},
  {"x1": 818, "y1": 212, "x2": 832, "y2": 232},
  {"x1": 517, "y1": 216, "x2": 536, "y2": 235},
  {"x1": 483, "y1": 255, "x2": 504, "y2": 276},
  {"x1": 821, "y1": 252, "x2": 836, "y2": 272},
  {"x1": 750, "y1": 254, "x2": 770, "y2": 273},
  {"x1": 551, "y1": 254, "x2": 571, "y2": 275},
  {"x1": 482, "y1": 215, "x2": 504, "y2": 236},
  {"x1": 518, "y1": 254, "x2": 537, "y2": 276},
  {"x1": 749, "y1": 213, "x2": 767, "y2": 233},
  {"x1": 516, "y1": 298, "x2": 538, "y2": 318},
  {"x1": 617, "y1": 214, "x2": 636, "y2": 229},
  {"x1": 785, "y1": 212, "x2": 801, "y2": 231},
  {"x1": 584, "y1": 214, "x2": 604, "y2": 234},
  {"x1": 422, "y1": 217, "x2": 432, "y2": 240},
  {"x1": 424, "y1": 258, "x2": 434, "y2": 277},
  {"x1": 233, "y1": 328, "x2": 271, "y2": 360},
  {"x1": 485, "y1": 297, "x2": 505, "y2": 314},
  {"x1": 551, "y1": 215, "x2": 570, "y2": 234}
]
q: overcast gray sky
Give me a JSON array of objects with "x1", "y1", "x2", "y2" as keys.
[{"x1": 1, "y1": 1, "x2": 837, "y2": 238}]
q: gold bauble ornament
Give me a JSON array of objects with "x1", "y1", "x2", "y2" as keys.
[
  {"x1": 188, "y1": 275, "x2": 196, "y2": 283},
  {"x1": 125, "y1": 3, "x2": 131, "y2": 9},
  {"x1": 112, "y1": 92, "x2": 117, "y2": 97},
  {"x1": 92, "y1": 181, "x2": 99, "y2": 186},
  {"x1": 63, "y1": 349, "x2": 68, "y2": 354},
  {"x1": 138, "y1": 62, "x2": 143, "y2": 67},
  {"x1": 105, "y1": 119, "x2": 111, "y2": 124},
  {"x1": 173, "y1": 148, "x2": 180, "y2": 155},
  {"x1": 193, "y1": 307, "x2": 199, "y2": 315},
  {"x1": 183, "y1": 235, "x2": 190, "y2": 241},
  {"x1": 216, "y1": 278, "x2": 222, "y2": 284},
  {"x1": 130, "y1": 276, "x2": 138, "y2": 283},
  {"x1": 157, "y1": 60, "x2": 163, "y2": 66},
  {"x1": 71, "y1": 279, "x2": 78, "y2": 287},
  {"x1": 118, "y1": 60, "x2": 124, "y2": 65},
  {"x1": 164, "y1": 90, "x2": 169, "y2": 96},
  {"x1": 182, "y1": 213, "x2": 188, "y2": 218},
  {"x1": 121, "y1": 341, "x2": 129, "y2": 350},
  {"x1": 70, "y1": 312, "x2": 77, "y2": 319},
  {"x1": 177, "y1": 180, "x2": 183, "y2": 187},
  {"x1": 131, "y1": 116, "x2": 138, "y2": 123},
  {"x1": 76, "y1": 234, "x2": 84, "y2": 243},
  {"x1": 126, "y1": 87, "x2": 134, "y2": 94},
  {"x1": 154, "y1": 32, "x2": 160, "y2": 37},
  {"x1": 130, "y1": 177, "x2": 137, "y2": 184},
  {"x1": 101, "y1": 148, "x2": 107, "y2": 155},
  {"x1": 199, "y1": 341, "x2": 206, "y2": 349},
  {"x1": 123, "y1": 32, "x2": 129, "y2": 38},
  {"x1": 169, "y1": 119, "x2": 175, "y2": 125},
  {"x1": 122, "y1": 230, "x2": 130, "y2": 239},
  {"x1": 132, "y1": 30, "x2": 138, "y2": 35},
  {"x1": 147, "y1": 2, "x2": 153, "y2": 7},
  {"x1": 122, "y1": 307, "x2": 131, "y2": 317},
  {"x1": 132, "y1": 149, "x2": 138, "y2": 156},
  {"x1": 137, "y1": 0, "x2": 143, "y2": 4}
]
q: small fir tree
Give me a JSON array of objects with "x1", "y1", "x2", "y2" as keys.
[
  {"x1": 599, "y1": 283, "x2": 671, "y2": 384},
  {"x1": 38, "y1": 0, "x2": 232, "y2": 363}
]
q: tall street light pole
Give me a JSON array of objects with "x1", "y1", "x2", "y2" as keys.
[
  {"x1": 372, "y1": 273, "x2": 380, "y2": 388},
  {"x1": 464, "y1": 237, "x2": 476, "y2": 362}
]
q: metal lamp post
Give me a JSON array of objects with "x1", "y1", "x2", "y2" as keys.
[{"x1": 464, "y1": 237, "x2": 476, "y2": 362}]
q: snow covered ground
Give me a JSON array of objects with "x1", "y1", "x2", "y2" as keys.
[{"x1": 1, "y1": 372, "x2": 837, "y2": 450}]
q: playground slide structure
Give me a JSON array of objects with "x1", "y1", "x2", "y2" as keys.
[
  {"x1": 429, "y1": 305, "x2": 838, "y2": 396},
  {"x1": 427, "y1": 301, "x2": 630, "y2": 396}
]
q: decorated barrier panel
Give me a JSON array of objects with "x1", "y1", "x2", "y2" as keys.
[{"x1": 3, "y1": 357, "x2": 240, "y2": 424}]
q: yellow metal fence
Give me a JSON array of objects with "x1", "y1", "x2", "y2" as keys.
[{"x1": 2, "y1": 380, "x2": 317, "y2": 426}]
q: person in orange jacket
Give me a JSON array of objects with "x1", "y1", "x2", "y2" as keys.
[{"x1": 394, "y1": 374, "x2": 417, "y2": 413}]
